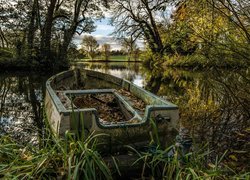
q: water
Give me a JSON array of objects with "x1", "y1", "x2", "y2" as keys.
[
  {"x1": 75, "y1": 62, "x2": 250, "y2": 165},
  {"x1": 1, "y1": 63, "x2": 249, "y2": 165},
  {"x1": 0, "y1": 71, "x2": 52, "y2": 144}
]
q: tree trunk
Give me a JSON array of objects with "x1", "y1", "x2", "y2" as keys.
[
  {"x1": 57, "y1": 0, "x2": 86, "y2": 67},
  {"x1": 144, "y1": 1, "x2": 163, "y2": 53},
  {"x1": 57, "y1": 30, "x2": 74, "y2": 68},
  {"x1": 27, "y1": 0, "x2": 38, "y2": 61},
  {"x1": 40, "y1": 0, "x2": 57, "y2": 65},
  {"x1": 0, "y1": 27, "x2": 8, "y2": 48}
]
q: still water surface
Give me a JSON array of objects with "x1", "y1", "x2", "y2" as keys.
[
  {"x1": 0, "y1": 62, "x2": 249, "y2": 165},
  {"x1": 0, "y1": 71, "x2": 51, "y2": 144}
]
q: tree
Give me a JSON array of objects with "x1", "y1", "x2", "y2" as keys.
[
  {"x1": 0, "y1": 0, "x2": 109, "y2": 69},
  {"x1": 0, "y1": 0, "x2": 32, "y2": 57},
  {"x1": 68, "y1": 43, "x2": 82, "y2": 61},
  {"x1": 208, "y1": 0, "x2": 250, "y2": 62},
  {"x1": 27, "y1": 0, "x2": 38, "y2": 47},
  {"x1": 210, "y1": 0, "x2": 250, "y2": 43},
  {"x1": 0, "y1": 27, "x2": 8, "y2": 48},
  {"x1": 101, "y1": 43, "x2": 111, "y2": 61},
  {"x1": 41, "y1": 0, "x2": 107, "y2": 67},
  {"x1": 132, "y1": 48, "x2": 140, "y2": 61},
  {"x1": 120, "y1": 37, "x2": 137, "y2": 61},
  {"x1": 111, "y1": 0, "x2": 170, "y2": 57},
  {"x1": 81, "y1": 35, "x2": 99, "y2": 60},
  {"x1": 172, "y1": 0, "x2": 250, "y2": 62},
  {"x1": 40, "y1": 0, "x2": 58, "y2": 63}
]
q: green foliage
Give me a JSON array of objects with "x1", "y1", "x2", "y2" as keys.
[
  {"x1": 0, "y1": 48, "x2": 13, "y2": 59},
  {"x1": 81, "y1": 35, "x2": 99, "y2": 60},
  {"x1": 0, "y1": 48, "x2": 15, "y2": 66},
  {"x1": 162, "y1": 0, "x2": 250, "y2": 68},
  {"x1": 0, "y1": 48, "x2": 33, "y2": 69},
  {"x1": 68, "y1": 44, "x2": 84, "y2": 61},
  {"x1": 163, "y1": 53, "x2": 248, "y2": 68},
  {"x1": 129, "y1": 142, "x2": 250, "y2": 179},
  {"x1": 141, "y1": 50, "x2": 165, "y2": 69},
  {"x1": 0, "y1": 117, "x2": 249, "y2": 179},
  {"x1": 0, "y1": 0, "x2": 107, "y2": 69},
  {"x1": 0, "y1": 129, "x2": 112, "y2": 179},
  {"x1": 159, "y1": 22, "x2": 196, "y2": 56}
]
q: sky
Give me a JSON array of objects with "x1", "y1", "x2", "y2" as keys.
[
  {"x1": 73, "y1": 4, "x2": 175, "y2": 51},
  {"x1": 74, "y1": 18, "x2": 123, "y2": 50},
  {"x1": 74, "y1": 17, "x2": 145, "y2": 50}
]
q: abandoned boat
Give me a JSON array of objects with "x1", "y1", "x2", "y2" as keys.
[{"x1": 45, "y1": 68, "x2": 179, "y2": 149}]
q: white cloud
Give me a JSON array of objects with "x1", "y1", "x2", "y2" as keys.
[
  {"x1": 95, "y1": 24, "x2": 114, "y2": 32},
  {"x1": 73, "y1": 34, "x2": 121, "y2": 50},
  {"x1": 103, "y1": 11, "x2": 113, "y2": 18},
  {"x1": 73, "y1": 34, "x2": 145, "y2": 50}
]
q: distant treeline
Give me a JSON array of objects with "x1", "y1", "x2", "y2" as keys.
[{"x1": 0, "y1": 0, "x2": 250, "y2": 70}]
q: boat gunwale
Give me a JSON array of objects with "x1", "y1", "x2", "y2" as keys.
[{"x1": 45, "y1": 69, "x2": 179, "y2": 130}]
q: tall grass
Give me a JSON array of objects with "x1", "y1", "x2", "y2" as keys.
[
  {"x1": 0, "y1": 115, "x2": 112, "y2": 179},
  {"x1": 125, "y1": 119, "x2": 250, "y2": 179},
  {"x1": 128, "y1": 141, "x2": 250, "y2": 179},
  {"x1": 0, "y1": 116, "x2": 249, "y2": 179}
]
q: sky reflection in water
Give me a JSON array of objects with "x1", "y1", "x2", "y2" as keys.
[{"x1": 0, "y1": 63, "x2": 249, "y2": 167}]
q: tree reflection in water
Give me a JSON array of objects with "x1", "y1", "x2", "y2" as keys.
[
  {"x1": 0, "y1": 72, "x2": 49, "y2": 145},
  {"x1": 142, "y1": 66, "x2": 250, "y2": 170},
  {"x1": 74, "y1": 62, "x2": 141, "y2": 84},
  {"x1": 1, "y1": 63, "x2": 249, "y2": 170},
  {"x1": 76, "y1": 62, "x2": 249, "y2": 168}
]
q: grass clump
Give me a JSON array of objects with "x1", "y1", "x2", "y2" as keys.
[
  {"x1": 0, "y1": 128, "x2": 112, "y2": 179},
  {"x1": 130, "y1": 143, "x2": 250, "y2": 179},
  {"x1": 0, "y1": 116, "x2": 249, "y2": 179}
]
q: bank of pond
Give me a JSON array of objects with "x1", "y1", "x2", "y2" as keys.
[
  {"x1": 1, "y1": 47, "x2": 249, "y2": 71},
  {"x1": 0, "y1": 62, "x2": 249, "y2": 178}
]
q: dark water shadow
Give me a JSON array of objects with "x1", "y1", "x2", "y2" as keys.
[{"x1": 0, "y1": 71, "x2": 52, "y2": 144}]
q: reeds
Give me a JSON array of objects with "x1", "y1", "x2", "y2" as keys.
[
  {"x1": 0, "y1": 115, "x2": 249, "y2": 179},
  {"x1": 127, "y1": 139, "x2": 249, "y2": 179},
  {"x1": 0, "y1": 113, "x2": 112, "y2": 179}
]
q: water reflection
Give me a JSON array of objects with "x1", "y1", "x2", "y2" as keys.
[
  {"x1": 0, "y1": 72, "x2": 50, "y2": 144},
  {"x1": 75, "y1": 62, "x2": 250, "y2": 168},
  {"x1": 1, "y1": 62, "x2": 249, "y2": 168},
  {"x1": 73, "y1": 62, "x2": 144, "y2": 86},
  {"x1": 142, "y1": 66, "x2": 249, "y2": 149}
]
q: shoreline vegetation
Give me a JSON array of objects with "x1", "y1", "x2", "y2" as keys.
[
  {"x1": 1, "y1": 0, "x2": 250, "y2": 178},
  {"x1": 0, "y1": 68, "x2": 249, "y2": 178},
  {"x1": 0, "y1": 0, "x2": 249, "y2": 72},
  {"x1": 1, "y1": 50, "x2": 249, "y2": 71},
  {"x1": 0, "y1": 118, "x2": 249, "y2": 179}
]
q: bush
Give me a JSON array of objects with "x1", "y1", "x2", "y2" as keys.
[
  {"x1": 0, "y1": 48, "x2": 14, "y2": 62},
  {"x1": 163, "y1": 53, "x2": 248, "y2": 69}
]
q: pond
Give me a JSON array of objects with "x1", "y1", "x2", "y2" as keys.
[
  {"x1": 0, "y1": 71, "x2": 52, "y2": 144},
  {"x1": 0, "y1": 62, "x2": 249, "y2": 169}
]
